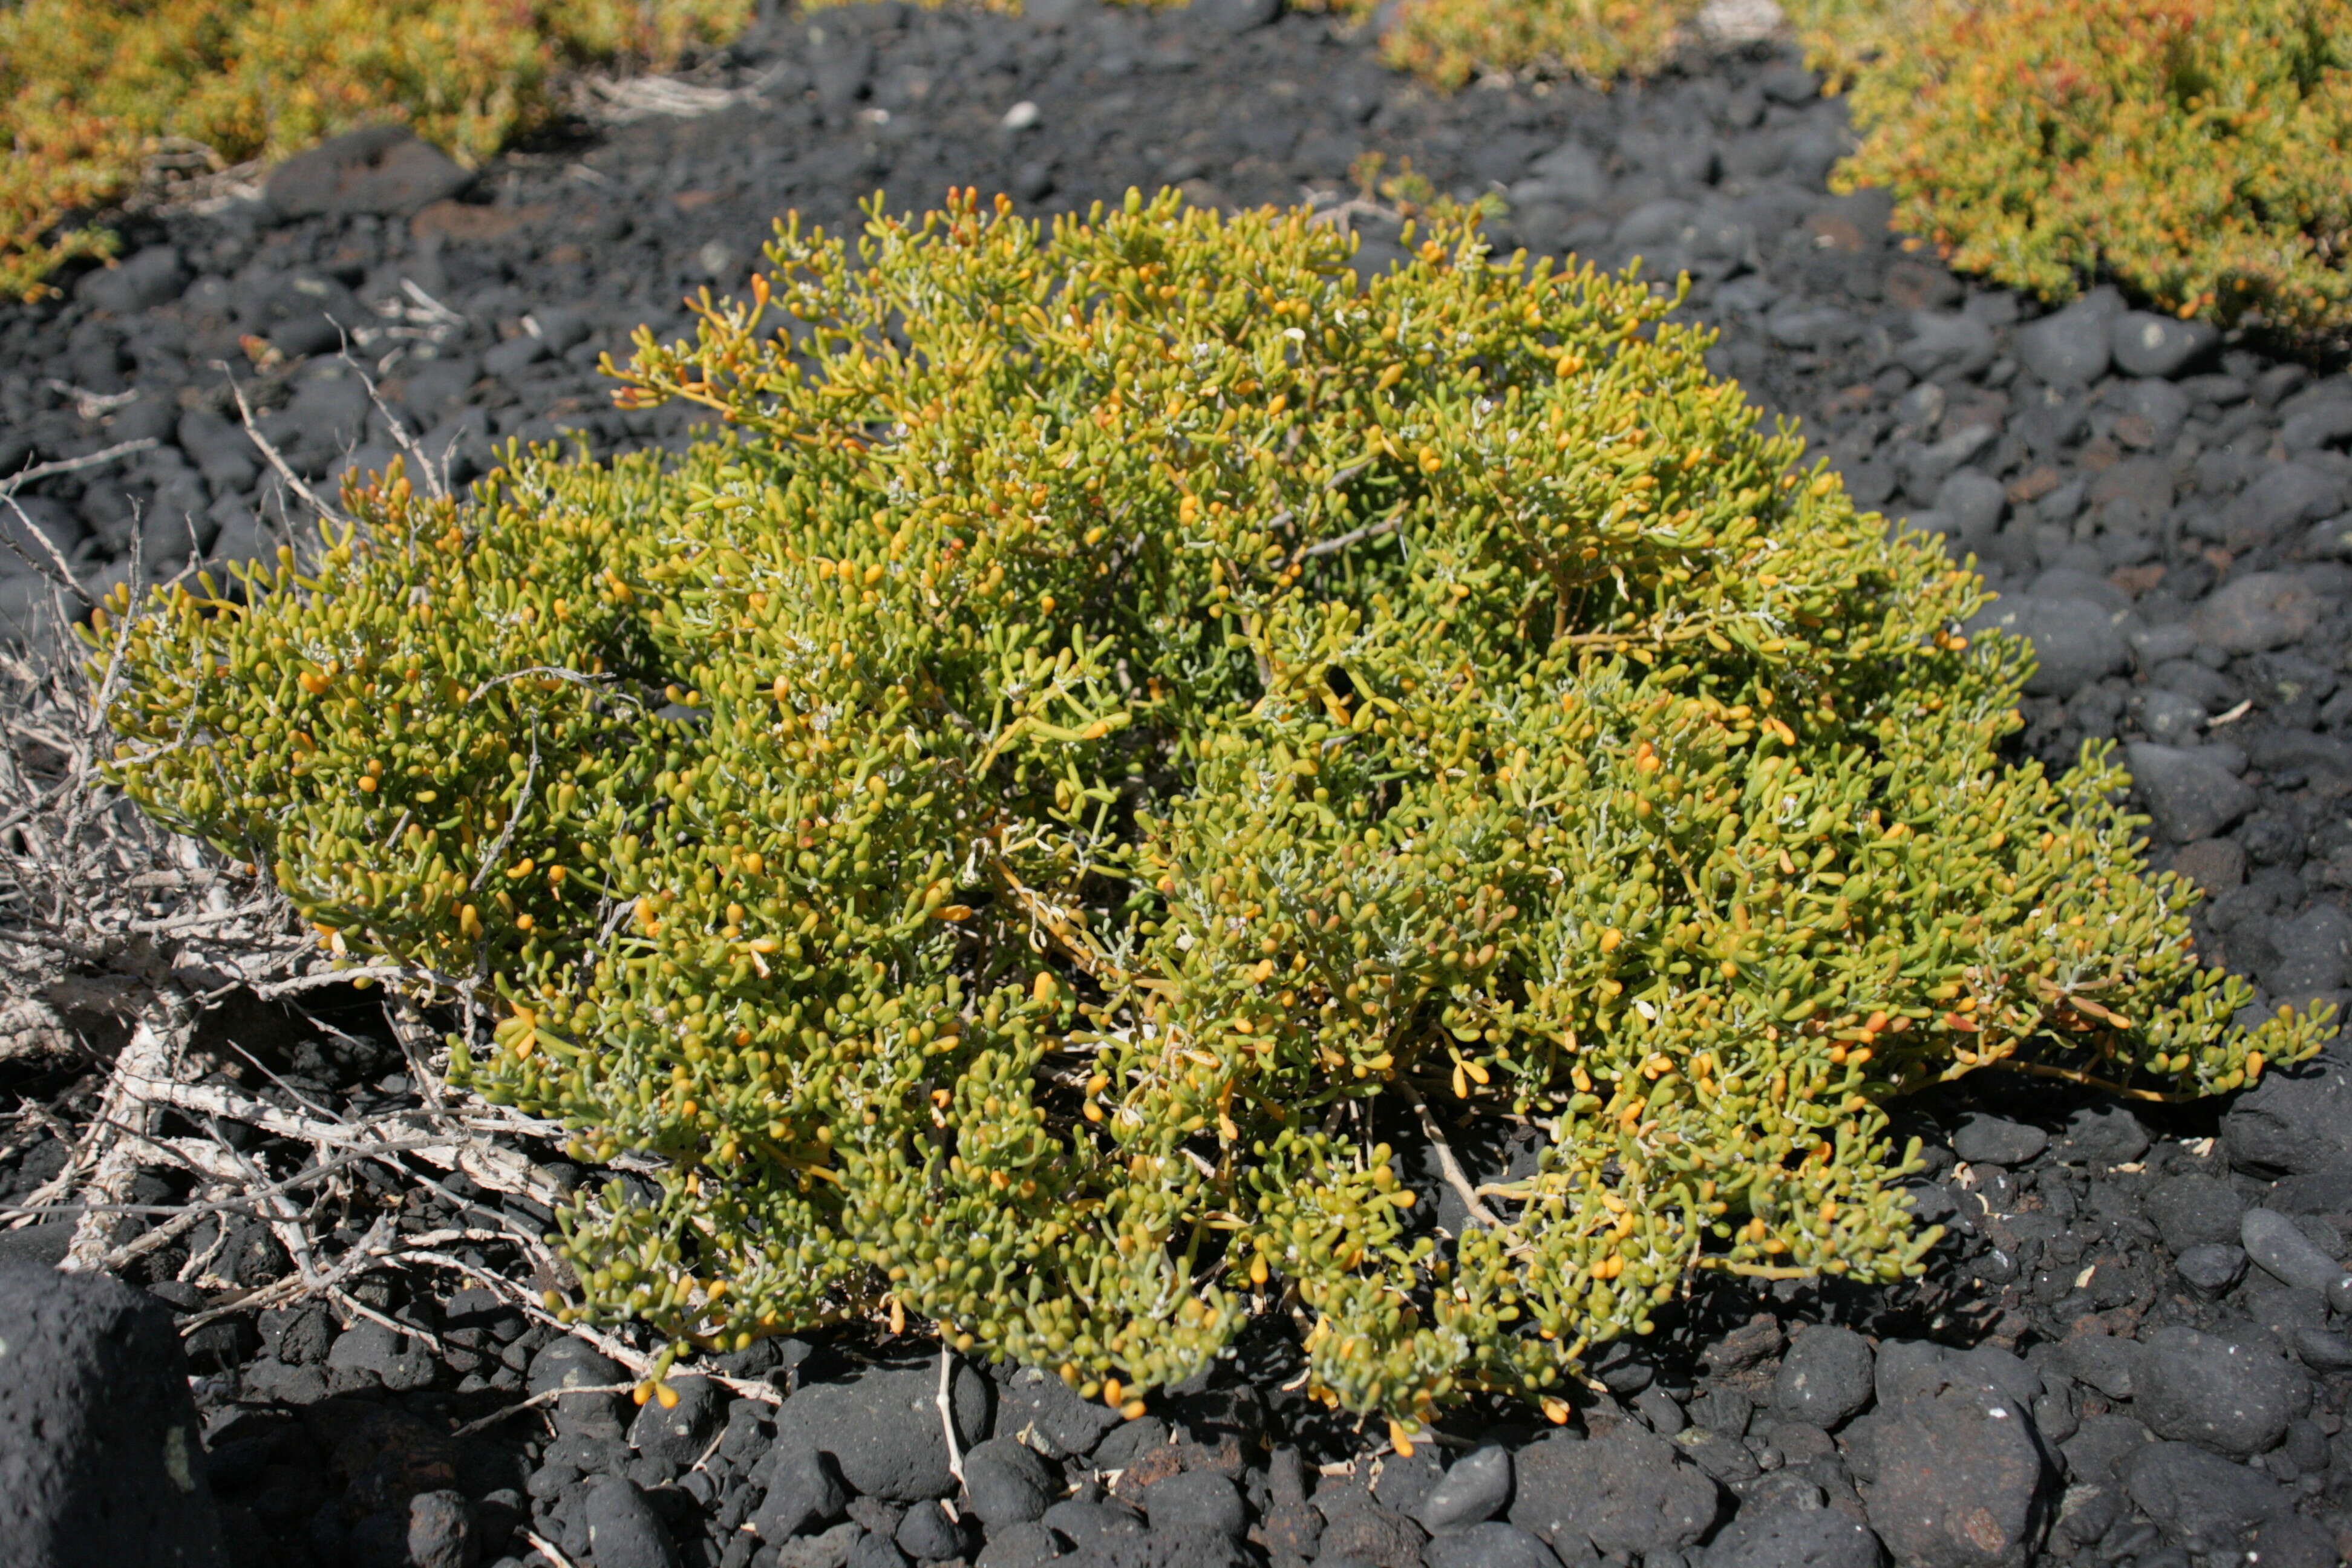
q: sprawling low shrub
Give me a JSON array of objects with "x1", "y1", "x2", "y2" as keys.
[
  {"x1": 94, "y1": 190, "x2": 2328, "y2": 1432},
  {"x1": 1291, "y1": 0, "x2": 2352, "y2": 343},
  {"x1": 1355, "y1": 0, "x2": 1703, "y2": 93},
  {"x1": 1283, "y1": 0, "x2": 1906, "y2": 97},
  {"x1": 1835, "y1": 0, "x2": 2352, "y2": 339},
  {"x1": 0, "y1": 0, "x2": 756, "y2": 301}
]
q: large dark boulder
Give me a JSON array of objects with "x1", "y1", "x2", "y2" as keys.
[
  {"x1": 2120, "y1": 1441, "x2": 2295, "y2": 1557},
  {"x1": 1860, "y1": 1387, "x2": 2052, "y2": 1568},
  {"x1": 770, "y1": 1356, "x2": 991, "y2": 1501},
  {"x1": 1772, "y1": 1325, "x2": 1875, "y2": 1429},
  {"x1": 1703, "y1": 1504, "x2": 1884, "y2": 1568},
  {"x1": 995, "y1": 1362, "x2": 1123, "y2": 1459},
  {"x1": 2223, "y1": 1048, "x2": 2352, "y2": 1177},
  {"x1": 0, "y1": 1261, "x2": 227, "y2": 1567},
  {"x1": 263, "y1": 124, "x2": 475, "y2": 220},
  {"x1": 2133, "y1": 1327, "x2": 2306, "y2": 1457},
  {"x1": 1509, "y1": 1426, "x2": 1723, "y2": 1560},
  {"x1": 526, "y1": 1336, "x2": 629, "y2": 1439}
]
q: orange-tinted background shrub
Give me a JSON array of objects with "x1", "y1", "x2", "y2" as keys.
[
  {"x1": 1836, "y1": 0, "x2": 2351, "y2": 339},
  {"x1": 0, "y1": 0, "x2": 755, "y2": 299}
]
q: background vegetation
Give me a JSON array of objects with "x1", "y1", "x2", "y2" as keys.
[
  {"x1": 5, "y1": 0, "x2": 2348, "y2": 339},
  {"x1": 1835, "y1": 0, "x2": 2351, "y2": 341},
  {"x1": 0, "y1": 0, "x2": 757, "y2": 300}
]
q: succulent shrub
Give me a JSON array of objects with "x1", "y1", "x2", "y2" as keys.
[
  {"x1": 1254, "y1": 0, "x2": 2352, "y2": 341},
  {"x1": 1835, "y1": 0, "x2": 2352, "y2": 340},
  {"x1": 1279, "y1": 0, "x2": 1913, "y2": 96},
  {"x1": 1365, "y1": 0, "x2": 1704, "y2": 93},
  {"x1": 0, "y1": 0, "x2": 756, "y2": 300},
  {"x1": 94, "y1": 189, "x2": 2330, "y2": 1434}
]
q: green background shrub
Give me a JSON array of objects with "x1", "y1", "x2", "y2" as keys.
[
  {"x1": 1345, "y1": 0, "x2": 2352, "y2": 340},
  {"x1": 94, "y1": 191, "x2": 2329, "y2": 1431},
  {"x1": 0, "y1": 0, "x2": 756, "y2": 301},
  {"x1": 11, "y1": 0, "x2": 2350, "y2": 343},
  {"x1": 1835, "y1": 0, "x2": 2352, "y2": 341}
]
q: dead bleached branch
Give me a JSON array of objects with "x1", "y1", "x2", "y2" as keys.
[{"x1": 0, "y1": 584, "x2": 672, "y2": 1396}]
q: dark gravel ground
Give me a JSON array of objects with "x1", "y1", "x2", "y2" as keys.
[{"x1": 8, "y1": 2, "x2": 2352, "y2": 1567}]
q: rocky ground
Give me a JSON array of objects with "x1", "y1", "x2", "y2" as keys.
[{"x1": 6, "y1": 2, "x2": 2352, "y2": 1567}]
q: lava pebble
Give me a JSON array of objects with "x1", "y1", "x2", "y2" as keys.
[
  {"x1": 2131, "y1": 1327, "x2": 2305, "y2": 1457},
  {"x1": 2240, "y1": 1206, "x2": 2352, "y2": 1293},
  {"x1": 754, "y1": 1442, "x2": 850, "y2": 1541},
  {"x1": 996, "y1": 1363, "x2": 1124, "y2": 1459},
  {"x1": 1950, "y1": 1115, "x2": 2048, "y2": 1168},
  {"x1": 1425, "y1": 1519, "x2": 1573, "y2": 1568},
  {"x1": 2143, "y1": 1173, "x2": 2247, "y2": 1254},
  {"x1": 1508, "y1": 1426, "x2": 1723, "y2": 1560},
  {"x1": 528, "y1": 1338, "x2": 631, "y2": 1440},
  {"x1": 771, "y1": 1357, "x2": 991, "y2": 1501},
  {"x1": 2015, "y1": 293, "x2": 2118, "y2": 388},
  {"x1": 961, "y1": 1435, "x2": 1055, "y2": 1526},
  {"x1": 0, "y1": 1261, "x2": 227, "y2": 1568},
  {"x1": 2120, "y1": 1441, "x2": 2295, "y2": 1557},
  {"x1": 627, "y1": 1374, "x2": 723, "y2": 1464},
  {"x1": 1418, "y1": 1443, "x2": 1515, "y2": 1535},
  {"x1": 2125, "y1": 743, "x2": 2258, "y2": 844},
  {"x1": 1702, "y1": 1503, "x2": 1885, "y2": 1568},
  {"x1": 1772, "y1": 1326, "x2": 1876, "y2": 1429},
  {"x1": 1138, "y1": 1469, "x2": 1246, "y2": 1539},
  {"x1": 2110, "y1": 312, "x2": 2216, "y2": 379},
  {"x1": 1861, "y1": 1388, "x2": 2050, "y2": 1568}
]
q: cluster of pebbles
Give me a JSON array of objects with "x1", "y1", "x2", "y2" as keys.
[{"x1": 5, "y1": 2, "x2": 2352, "y2": 1567}]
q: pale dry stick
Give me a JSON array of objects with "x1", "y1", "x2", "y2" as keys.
[
  {"x1": 7, "y1": 1125, "x2": 103, "y2": 1229},
  {"x1": 338, "y1": 334, "x2": 451, "y2": 502},
  {"x1": 389, "y1": 994, "x2": 450, "y2": 1112},
  {"x1": 0, "y1": 1194, "x2": 291, "y2": 1223},
  {"x1": 1265, "y1": 457, "x2": 1377, "y2": 546},
  {"x1": 11, "y1": 1116, "x2": 243, "y2": 1258},
  {"x1": 0, "y1": 437, "x2": 159, "y2": 500},
  {"x1": 466, "y1": 666, "x2": 624, "y2": 704},
  {"x1": 96, "y1": 1195, "x2": 221, "y2": 1273},
  {"x1": 420, "y1": 1245, "x2": 782, "y2": 1408},
  {"x1": 937, "y1": 1344, "x2": 967, "y2": 1487},
  {"x1": 39, "y1": 381, "x2": 138, "y2": 421},
  {"x1": 126, "y1": 898, "x2": 283, "y2": 937},
  {"x1": 331, "y1": 1285, "x2": 454, "y2": 1358},
  {"x1": 0, "y1": 1093, "x2": 78, "y2": 1167},
  {"x1": 0, "y1": 996, "x2": 76, "y2": 1060},
  {"x1": 90, "y1": 1124, "x2": 248, "y2": 1192},
  {"x1": 393, "y1": 1177, "x2": 565, "y2": 1282},
  {"x1": 399, "y1": 278, "x2": 468, "y2": 326},
  {"x1": 209, "y1": 1115, "x2": 338, "y2": 1305},
  {"x1": 391, "y1": 1244, "x2": 667, "y2": 1390},
  {"x1": 0, "y1": 735, "x2": 62, "y2": 843},
  {"x1": 576, "y1": 72, "x2": 748, "y2": 123},
  {"x1": 96, "y1": 1148, "x2": 388, "y2": 1273},
  {"x1": 103, "y1": 1068, "x2": 573, "y2": 1210},
  {"x1": 469, "y1": 727, "x2": 541, "y2": 893},
  {"x1": 173, "y1": 1212, "x2": 400, "y2": 1334},
  {"x1": 1395, "y1": 1080, "x2": 1504, "y2": 1232},
  {"x1": 59, "y1": 982, "x2": 195, "y2": 1270},
  {"x1": 450, "y1": 1381, "x2": 644, "y2": 1439},
  {"x1": 400, "y1": 1249, "x2": 649, "y2": 1373},
  {"x1": 175, "y1": 1195, "x2": 239, "y2": 1284},
  {"x1": 217, "y1": 367, "x2": 347, "y2": 526},
  {"x1": 1, "y1": 495, "x2": 102, "y2": 607},
  {"x1": 253, "y1": 963, "x2": 412, "y2": 998},
  {"x1": 524, "y1": 1528, "x2": 580, "y2": 1568},
  {"x1": 1287, "y1": 511, "x2": 1404, "y2": 567}
]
